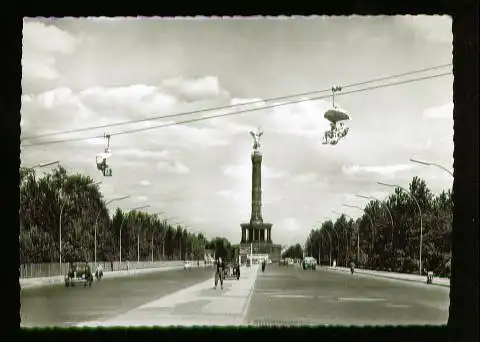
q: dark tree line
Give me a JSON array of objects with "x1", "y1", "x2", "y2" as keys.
[
  {"x1": 281, "y1": 244, "x2": 304, "y2": 260},
  {"x1": 20, "y1": 165, "x2": 233, "y2": 265},
  {"x1": 305, "y1": 177, "x2": 452, "y2": 276}
]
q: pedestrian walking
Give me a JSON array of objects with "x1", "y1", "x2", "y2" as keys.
[{"x1": 214, "y1": 257, "x2": 225, "y2": 290}]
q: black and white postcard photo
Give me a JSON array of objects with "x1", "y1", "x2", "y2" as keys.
[{"x1": 20, "y1": 16, "x2": 453, "y2": 328}]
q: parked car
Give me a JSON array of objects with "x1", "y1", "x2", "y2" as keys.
[
  {"x1": 65, "y1": 262, "x2": 94, "y2": 287},
  {"x1": 302, "y1": 257, "x2": 317, "y2": 270}
]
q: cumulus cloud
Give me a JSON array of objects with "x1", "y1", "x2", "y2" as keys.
[
  {"x1": 160, "y1": 76, "x2": 223, "y2": 102},
  {"x1": 140, "y1": 180, "x2": 151, "y2": 186},
  {"x1": 22, "y1": 20, "x2": 79, "y2": 80},
  {"x1": 20, "y1": 84, "x2": 233, "y2": 149},
  {"x1": 263, "y1": 99, "x2": 332, "y2": 140},
  {"x1": 342, "y1": 164, "x2": 414, "y2": 178},
  {"x1": 80, "y1": 85, "x2": 178, "y2": 115}
]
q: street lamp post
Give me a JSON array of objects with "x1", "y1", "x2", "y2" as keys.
[
  {"x1": 94, "y1": 195, "x2": 130, "y2": 266},
  {"x1": 119, "y1": 205, "x2": 149, "y2": 264},
  {"x1": 318, "y1": 240, "x2": 321, "y2": 266},
  {"x1": 324, "y1": 218, "x2": 341, "y2": 266},
  {"x1": 311, "y1": 229, "x2": 321, "y2": 266},
  {"x1": 343, "y1": 204, "x2": 375, "y2": 265},
  {"x1": 332, "y1": 211, "x2": 354, "y2": 266},
  {"x1": 409, "y1": 158, "x2": 453, "y2": 177},
  {"x1": 136, "y1": 206, "x2": 150, "y2": 264},
  {"x1": 409, "y1": 158, "x2": 453, "y2": 274},
  {"x1": 345, "y1": 213, "x2": 360, "y2": 265},
  {"x1": 318, "y1": 225, "x2": 332, "y2": 266},
  {"x1": 333, "y1": 211, "x2": 358, "y2": 263},
  {"x1": 151, "y1": 211, "x2": 165, "y2": 262},
  {"x1": 173, "y1": 221, "x2": 186, "y2": 260},
  {"x1": 180, "y1": 224, "x2": 191, "y2": 261},
  {"x1": 357, "y1": 194, "x2": 395, "y2": 255},
  {"x1": 59, "y1": 200, "x2": 67, "y2": 272},
  {"x1": 163, "y1": 216, "x2": 177, "y2": 258},
  {"x1": 378, "y1": 181, "x2": 424, "y2": 275}
]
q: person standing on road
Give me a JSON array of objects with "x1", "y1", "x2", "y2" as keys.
[
  {"x1": 96, "y1": 263, "x2": 103, "y2": 280},
  {"x1": 214, "y1": 257, "x2": 225, "y2": 290}
]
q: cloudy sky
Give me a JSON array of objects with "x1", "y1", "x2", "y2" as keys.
[{"x1": 20, "y1": 16, "x2": 453, "y2": 246}]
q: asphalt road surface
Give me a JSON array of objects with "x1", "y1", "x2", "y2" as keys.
[
  {"x1": 245, "y1": 264, "x2": 450, "y2": 326},
  {"x1": 20, "y1": 267, "x2": 213, "y2": 327}
]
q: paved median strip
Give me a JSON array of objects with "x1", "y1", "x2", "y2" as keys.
[{"x1": 77, "y1": 265, "x2": 260, "y2": 327}]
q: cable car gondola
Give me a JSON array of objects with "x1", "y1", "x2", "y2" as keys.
[
  {"x1": 322, "y1": 86, "x2": 351, "y2": 145},
  {"x1": 95, "y1": 133, "x2": 113, "y2": 177}
]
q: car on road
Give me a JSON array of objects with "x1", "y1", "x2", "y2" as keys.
[
  {"x1": 302, "y1": 257, "x2": 317, "y2": 270},
  {"x1": 65, "y1": 262, "x2": 94, "y2": 287}
]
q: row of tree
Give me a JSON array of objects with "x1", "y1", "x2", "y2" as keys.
[
  {"x1": 281, "y1": 244, "x2": 304, "y2": 260},
  {"x1": 303, "y1": 177, "x2": 452, "y2": 276},
  {"x1": 20, "y1": 165, "x2": 234, "y2": 264}
]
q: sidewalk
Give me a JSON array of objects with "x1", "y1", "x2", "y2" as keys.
[
  {"x1": 77, "y1": 265, "x2": 260, "y2": 327},
  {"x1": 20, "y1": 264, "x2": 184, "y2": 290},
  {"x1": 325, "y1": 266, "x2": 450, "y2": 287}
]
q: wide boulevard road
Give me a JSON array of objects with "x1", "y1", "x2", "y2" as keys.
[
  {"x1": 21, "y1": 264, "x2": 450, "y2": 327},
  {"x1": 245, "y1": 264, "x2": 450, "y2": 326},
  {"x1": 20, "y1": 267, "x2": 213, "y2": 327}
]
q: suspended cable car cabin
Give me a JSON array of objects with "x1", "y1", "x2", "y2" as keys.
[
  {"x1": 322, "y1": 86, "x2": 351, "y2": 145},
  {"x1": 96, "y1": 134, "x2": 113, "y2": 177},
  {"x1": 324, "y1": 107, "x2": 351, "y2": 124}
]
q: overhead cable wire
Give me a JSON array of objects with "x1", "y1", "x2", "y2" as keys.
[
  {"x1": 21, "y1": 71, "x2": 452, "y2": 148},
  {"x1": 22, "y1": 63, "x2": 452, "y2": 142}
]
